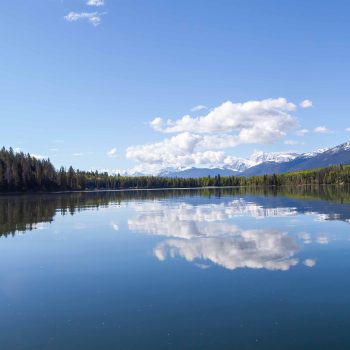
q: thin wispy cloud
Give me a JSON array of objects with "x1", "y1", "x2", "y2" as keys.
[
  {"x1": 296, "y1": 128, "x2": 309, "y2": 136},
  {"x1": 346, "y1": 128, "x2": 350, "y2": 132},
  {"x1": 107, "y1": 148, "x2": 117, "y2": 158},
  {"x1": 314, "y1": 126, "x2": 329, "y2": 134},
  {"x1": 284, "y1": 140, "x2": 303, "y2": 145},
  {"x1": 191, "y1": 105, "x2": 207, "y2": 112},
  {"x1": 87, "y1": 0, "x2": 105, "y2": 6},
  {"x1": 31, "y1": 154, "x2": 47, "y2": 160},
  {"x1": 64, "y1": 11, "x2": 105, "y2": 27}
]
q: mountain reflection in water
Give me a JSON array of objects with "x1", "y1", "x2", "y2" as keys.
[{"x1": 1, "y1": 186, "x2": 349, "y2": 272}]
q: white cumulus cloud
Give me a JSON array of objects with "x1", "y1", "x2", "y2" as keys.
[
  {"x1": 151, "y1": 98, "x2": 296, "y2": 134},
  {"x1": 126, "y1": 132, "x2": 232, "y2": 171},
  {"x1": 300, "y1": 99, "x2": 313, "y2": 108},
  {"x1": 130, "y1": 98, "x2": 299, "y2": 172}
]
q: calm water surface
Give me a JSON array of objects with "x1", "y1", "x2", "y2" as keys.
[{"x1": 0, "y1": 187, "x2": 349, "y2": 349}]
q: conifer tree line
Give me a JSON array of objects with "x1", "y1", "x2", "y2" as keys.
[{"x1": 1, "y1": 147, "x2": 350, "y2": 192}]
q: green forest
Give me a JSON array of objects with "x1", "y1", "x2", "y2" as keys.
[{"x1": 1, "y1": 147, "x2": 350, "y2": 192}]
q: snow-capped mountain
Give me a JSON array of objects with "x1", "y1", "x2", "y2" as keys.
[
  {"x1": 159, "y1": 151, "x2": 300, "y2": 178},
  {"x1": 247, "y1": 151, "x2": 299, "y2": 166},
  {"x1": 158, "y1": 141, "x2": 350, "y2": 178},
  {"x1": 327, "y1": 141, "x2": 350, "y2": 153},
  {"x1": 302, "y1": 147, "x2": 330, "y2": 158},
  {"x1": 217, "y1": 151, "x2": 299, "y2": 173},
  {"x1": 242, "y1": 141, "x2": 350, "y2": 176}
]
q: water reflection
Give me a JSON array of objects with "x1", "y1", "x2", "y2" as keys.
[
  {"x1": 1, "y1": 186, "x2": 350, "y2": 236},
  {"x1": 1, "y1": 187, "x2": 349, "y2": 272},
  {"x1": 0, "y1": 190, "x2": 200, "y2": 237},
  {"x1": 125, "y1": 188, "x2": 349, "y2": 270},
  {"x1": 128, "y1": 200, "x2": 304, "y2": 270},
  {"x1": 154, "y1": 229, "x2": 299, "y2": 271},
  {"x1": 128, "y1": 200, "x2": 297, "y2": 233},
  {"x1": 1, "y1": 188, "x2": 350, "y2": 350}
]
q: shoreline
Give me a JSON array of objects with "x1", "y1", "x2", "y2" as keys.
[{"x1": 0, "y1": 183, "x2": 348, "y2": 197}]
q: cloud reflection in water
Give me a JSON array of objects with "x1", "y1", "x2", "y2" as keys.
[{"x1": 128, "y1": 199, "x2": 310, "y2": 271}]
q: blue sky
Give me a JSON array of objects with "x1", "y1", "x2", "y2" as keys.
[{"x1": 1, "y1": 0, "x2": 350, "y2": 173}]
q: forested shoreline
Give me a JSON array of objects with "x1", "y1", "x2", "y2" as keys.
[
  {"x1": 1, "y1": 147, "x2": 350, "y2": 192},
  {"x1": 1, "y1": 186, "x2": 350, "y2": 238}
]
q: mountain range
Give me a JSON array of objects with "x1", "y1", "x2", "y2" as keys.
[{"x1": 158, "y1": 141, "x2": 350, "y2": 178}]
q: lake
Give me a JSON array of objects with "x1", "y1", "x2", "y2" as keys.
[{"x1": 0, "y1": 187, "x2": 349, "y2": 349}]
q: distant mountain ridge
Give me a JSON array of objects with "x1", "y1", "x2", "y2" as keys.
[
  {"x1": 158, "y1": 151, "x2": 300, "y2": 178},
  {"x1": 243, "y1": 141, "x2": 350, "y2": 176},
  {"x1": 158, "y1": 167, "x2": 240, "y2": 178},
  {"x1": 158, "y1": 141, "x2": 350, "y2": 178}
]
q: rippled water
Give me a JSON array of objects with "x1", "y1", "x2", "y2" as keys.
[{"x1": 0, "y1": 187, "x2": 349, "y2": 349}]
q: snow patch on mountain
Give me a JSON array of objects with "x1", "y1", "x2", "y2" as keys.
[
  {"x1": 247, "y1": 151, "x2": 299, "y2": 166},
  {"x1": 219, "y1": 151, "x2": 299, "y2": 172},
  {"x1": 158, "y1": 151, "x2": 300, "y2": 176},
  {"x1": 302, "y1": 147, "x2": 330, "y2": 158},
  {"x1": 327, "y1": 141, "x2": 350, "y2": 153}
]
